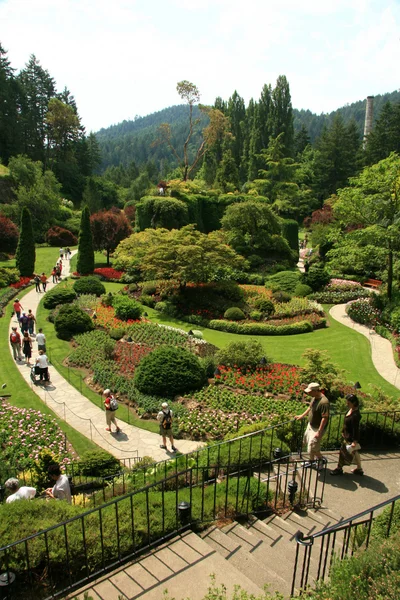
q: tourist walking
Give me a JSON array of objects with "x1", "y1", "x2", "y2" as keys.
[
  {"x1": 46, "y1": 464, "x2": 72, "y2": 503},
  {"x1": 9, "y1": 326, "x2": 23, "y2": 361},
  {"x1": 157, "y1": 401, "x2": 177, "y2": 452},
  {"x1": 5, "y1": 478, "x2": 36, "y2": 503},
  {"x1": 13, "y1": 298, "x2": 23, "y2": 322},
  {"x1": 40, "y1": 272, "x2": 48, "y2": 292},
  {"x1": 22, "y1": 331, "x2": 32, "y2": 365},
  {"x1": 66, "y1": 247, "x2": 71, "y2": 259},
  {"x1": 27, "y1": 309, "x2": 35, "y2": 336},
  {"x1": 103, "y1": 388, "x2": 121, "y2": 433},
  {"x1": 331, "y1": 394, "x2": 364, "y2": 476},
  {"x1": 51, "y1": 267, "x2": 57, "y2": 283},
  {"x1": 19, "y1": 312, "x2": 29, "y2": 333},
  {"x1": 34, "y1": 274, "x2": 41, "y2": 292},
  {"x1": 36, "y1": 328, "x2": 46, "y2": 352},
  {"x1": 35, "y1": 350, "x2": 50, "y2": 382},
  {"x1": 295, "y1": 382, "x2": 329, "y2": 469},
  {"x1": 59, "y1": 247, "x2": 64, "y2": 260}
]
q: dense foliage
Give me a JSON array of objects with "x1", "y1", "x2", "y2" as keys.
[
  {"x1": 73, "y1": 276, "x2": 106, "y2": 297},
  {"x1": 15, "y1": 207, "x2": 35, "y2": 277},
  {"x1": 46, "y1": 226, "x2": 77, "y2": 246},
  {"x1": 76, "y1": 206, "x2": 94, "y2": 275},
  {"x1": 43, "y1": 285, "x2": 77, "y2": 309},
  {"x1": 54, "y1": 304, "x2": 94, "y2": 340}
]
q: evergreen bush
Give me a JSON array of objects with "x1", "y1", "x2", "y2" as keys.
[
  {"x1": 216, "y1": 340, "x2": 267, "y2": 370},
  {"x1": 113, "y1": 295, "x2": 143, "y2": 321},
  {"x1": 134, "y1": 346, "x2": 206, "y2": 397},
  {"x1": 253, "y1": 298, "x2": 275, "y2": 315},
  {"x1": 76, "y1": 206, "x2": 94, "y2": 275},
  {"x1": 265, "y1": 270, "x2": 300, "y2": 293},
  {"x1": 43, "y1": 286, "x2": 77, "y2": 309},
  {"x1": 302, "y1": 264, "x2": 331, "y2": 291},
  {"x1": 272, "y1": 290, "x2": 292, "y2": 303},
  {"x1": 209, "y1": 319, "x2": 314, "y2": 335},
  {"x1": 281, "y1": 219, "x2": 299, "y2": 254},
  {"x1": 54, "y1": 304, "x2": 94, "y2": 340},
  {"x1": 15, "y1": 207, "x2": 35, "y2": 277},
  {"x1": 141, "y1": 282, "x2": 157, "y2": 296},
  {"x1": 77, "y1": 450, "x2": 121, "y2": 477},
  {"x1": 140, "y1": 294, "x2": 155, "y2": 308},
  {"x1": 224, "y1": 307, "x2": 246, "y2": 321},
  {"x1": 73, "y1": 276, "x2": 106, "y2": 297},
  {"x1": 294, "y1": 283, "x2": 313, "y2": 297}
]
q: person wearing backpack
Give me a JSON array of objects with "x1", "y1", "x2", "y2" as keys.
[
  {"x1": 9, "y1": 327, "x2": 23, "y2": 361},
  {"x1": 157, "y1": 402, "x2": 177, "y2": 452},
  {"x1": 103, "y1": 389, "x2": 121, "y2": 433},
  {"x1": 19, "y1": 312, "x2": 29, "y2": 333}
]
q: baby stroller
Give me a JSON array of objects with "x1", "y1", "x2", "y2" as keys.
[{"x1": 30, "y1": 365, "x2": 50, "y2": 385}]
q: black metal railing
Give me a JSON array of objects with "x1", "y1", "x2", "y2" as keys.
[
  {"x1": 0, "y1": 454, "x2": 326, "y2": 600},
  {"x1": 291, "y1": 493, "x2": 400, "y2": 596}
]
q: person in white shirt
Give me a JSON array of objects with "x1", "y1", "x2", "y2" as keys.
[
  {"x1": 45, "y1": 464, "x2": 72, "y2": 503},
  {"x1": 36, "y1": 328, "x2": 46, "y2": 352},
  {"x1": 5, "y1": 478, "x2": 36, "y2": 503},
  {"x1": 35, "y1": 349, "x2": 50, "y2": 382}
]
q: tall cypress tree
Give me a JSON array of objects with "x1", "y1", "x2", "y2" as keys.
[
  {"x1": 15, "y1": 207, "x2": 35, "y2": 277},
  {"x1": 77, "y1": 206, "x2": 94, "y2": 275}
]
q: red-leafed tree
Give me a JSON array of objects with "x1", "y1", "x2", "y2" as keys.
[
  {"x1": 90, "y1": 209, "x2": 132, "y2": 266},
  {"x1": 0, "y1": 214, "x2": 19, "y2": 253}
]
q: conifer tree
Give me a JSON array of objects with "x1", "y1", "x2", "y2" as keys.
[
  {"x1": 15, "y1": 207, "x2": 35, "y2": 277},
  {"x1": 77, "y1": 206, "x2": 94, "y2": 275}
]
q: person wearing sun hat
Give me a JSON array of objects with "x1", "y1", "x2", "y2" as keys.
[
  {"x1": 295, "y1": 382, "x2": 330, "y2": 469},
  {"x1": 157, "y1": 401, "x2": 177, "y2": 452}
]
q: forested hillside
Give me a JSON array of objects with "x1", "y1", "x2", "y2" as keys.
[{"x1": 97, "y1": 89, "x2": 400, "y2": 172}]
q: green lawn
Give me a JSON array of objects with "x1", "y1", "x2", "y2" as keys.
[
  {"x1": 70, "y1": 250, "x2": 108, "y2": 273},
  {"x1": 0, "y1": 286, "x2": 98, "y2": 456},
  {"x1": 0, "y1": 246, "x2": 62, "y2": 275}
]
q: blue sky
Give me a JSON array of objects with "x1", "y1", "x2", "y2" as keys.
[{"x1": 1, "y1": 0, "x2": 400, "y2": 132}]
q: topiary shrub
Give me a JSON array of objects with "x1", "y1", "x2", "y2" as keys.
[
  {"x1": 128, "y1": 283, "x2": 138, "y2": 293},
  {"x1": 141, "y1": 282, "x2": 157, "y2": 296},
  {"x1": 76, "y1": 206, "x2": 94, "y2": 275},
  {"x1": 73, "y1": 276, "x2": 106, "y2": 297},
  {"x1": 76, "y1": 450, "x2": 121, "y2": 477},
  {"x1": 272, "y1": 290, "x2": 292, "y2": 303},
  {"x1": 46, "y1": 226, "x2": 77, "y2": 247},
  {"x1": 140, "y1": 294, "x2": 155, "y2": 308},
  {"x1": 216, "y1": 340, "x2": 267, "y2": 371},
  {"x1": 294, "y1": 283, "x2": 313, "y2": 297},
  {"x1": 113, "y1": 295, "x2": 143, "y2": 321},
  {"x1": 253, "y1": 297, "x2": 275, "y2": 315},
  {"x1": 134, "y1": 346, "x2": 206, "y2": 397},
  {"x1": 43, "y1": 286, "x2": 77, "y2": 309},
  {"x1": 54, "y1": 304, "x2": 94, "y2": 340},
  {"x1": 224, "y1": 307, "x2": 246, "y2": 321},
  {"x1": 301, "y1": 264, "x2": 331, "y2": 291},
  {"x1": 249, "y1": 310, "x2": 263, "y2": 321}
]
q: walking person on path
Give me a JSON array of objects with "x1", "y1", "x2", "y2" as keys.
[
  {"x1": 331, "y1": 394, "x2": 364, "y2": 476},
  {"x1": 40, "y1": 272, "x2": 48, "y2": 292},
  {"x1": 34, "y1": 274, "x2": 41, "y2": 293},
  {"x1": 295, "y1": 382, "x2": 329, "y2": 470},
  {"x1": 103, "y1": 389, "x2": 121, "y2": 433},
  {"x1": 10, "y1": 326, "x2": 23, "y2": 361},
  {"x1": 35, "y1": 350, "x2": 50, "y2": 383},
  {"x1": 19, "y1": 312, "x2": 29, "y2": 333},
  {"x1": 157, "y1": 401, "x2": 177, "y2": 452},
  {"x1": 13, "y1": 298, "x2": 23, "y2": 322},
  {"x1": 27, "y1": 309, "x2": 36, "y2": 336},
  {"x1": 36, "y1": 328, "x2": 46, "y2": 352},
  {"x1": 22, "y1": 331, "x2": 33, "y2": 365},
  {"x1": 51, "y1": 267, "x2": 57, "y2": 283}
]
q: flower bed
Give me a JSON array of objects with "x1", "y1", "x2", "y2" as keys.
[
  {"x1": 215, "y1": 364, "x2": 304, "y2": 399},
  {"x1": 10, "y1": 276, "x2": 32, "y2": 289},
  {"x1": 114, "y1": 341, "x2": 153, "y2": 376},
  {"x1": 94, "y1": 304, "x2": 143, "y2": 329},
  {"x1": 310, "y1": 288, "x2": 371, "y2": 304},
  {"x1": 93, "y1": 267, "x2": 124, "y2": 281},
  {"x1": 346, "y1": 298, "x2": 382, "y2": 327},
  {"x1": 0, "y1": 401, "x2": 71, "y2": 468}
]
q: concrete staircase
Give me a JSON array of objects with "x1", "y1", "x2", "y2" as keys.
[{"x1": 70, "y1": 505, "x2": 344, "y2": 600}]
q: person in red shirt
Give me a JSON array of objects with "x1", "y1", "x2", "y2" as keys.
[
  {"x1": 13, "y1": 299, "x2": 23, "y2": 322},
  {"x1": 9, "y1": 327, "x2": 22, "y2": 361},
  {"x1": 40, "y1": 272, "x2": 48, "y2": 292}
]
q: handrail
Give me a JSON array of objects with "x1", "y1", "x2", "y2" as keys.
[{"x1": 295, "y1": 492, "x2": 400, "y2": 545}]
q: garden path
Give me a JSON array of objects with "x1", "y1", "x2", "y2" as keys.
[
  {"x1": 329, "y1": 303, "x2": 400, "y2": 391},
  {"x1": 8, "y1": 253, "x2": 204, "y2": 462}
]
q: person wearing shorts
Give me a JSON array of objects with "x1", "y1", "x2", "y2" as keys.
[
  {"x1": 295, "y1": 382, "x2": 330, "y2": 469},
  {"x1": 157, "y1": 402, "x2": 177, "y2": 452}
]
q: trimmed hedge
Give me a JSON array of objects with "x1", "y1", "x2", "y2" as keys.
[
  {"x1": 43, "y1": 286, "x2": 77, "y2": 309},
  {"x1": 54, "y1": 304, "x2": 94, "y2": 340},
  {"x1": 224, "y1": 307, "x2": 246, "y2": 321},
  {"x1": 208, "y1": 319, "x2": 314, "y2": 335},
  {"x1": 73, "y1": 276, "x2": 106, "y2": 297},
  {"x1": 113, "y1": 295, "x2": 143, "y2": 321}
]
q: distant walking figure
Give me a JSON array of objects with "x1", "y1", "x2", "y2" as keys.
[
  {"x1": 157, "y1": 401, "x2": 177, "y2": 452},
  {"x1": 27, "y1": 309, "x2": 35, "y2": 335},
  {"x1": 40, "y1": 272, "x2": 47, "y2": 292},
  {"x1": 13, "y1": 299, "x2": 23, "y2": 322},
  {"x1": 103, "y1": 388, "x2": 121, "y2": 433},
  {"x1": 51, "y1": 267, "x2": 57, "y2": 283},
  {"x1": 34, "y1": 274, "x2": 41, "y2": 293},
  {"x1": 22, "y1": 331, "x2": 32, "y2": 365},
  {"x1": 10, "y1": 327, "x2": 23, "y2": 361},
  {"x1": 36, "y1": 328, "x2": 46, "y2": 352}
]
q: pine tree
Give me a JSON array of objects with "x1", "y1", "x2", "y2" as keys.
[
  {"x1": 0, "y1": 43, "x2": 23, "y2": 163},
  {"x1": 365, "y1": 102, "x2": 400, "y2": 164},
  {"x1": 15, "y1": 207, "x2": 35, "y2": 277},
  {"x1": 271, "y1": 75, "x2": 294, "y2": 157},
  {"x1": 216, "y1": 149, "x2": 240, "y2": 192},
  {"x1": 76, "y1": 206, "x2": 94, "y2": 275}
]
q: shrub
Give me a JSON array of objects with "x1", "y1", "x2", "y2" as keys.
[
  {"x1": 54, "y1": 304, "x2": 94, "y2": 340},
  {"x1": 208, "y1": 319, "x2": 313, "y2": 335},
  {"x1": 272, "y1": 290, "x2": 292, "y2": 303},
  {"x1": 73, "y1": 276, "x2": 106, "y2": 297},
  {"x1": 77, "y1": 450, "x2": 121, "y2": 477},
  {"x1": 216, "y1": 340, "x2": 267, "y2": 371},
  {"x1": 109, "y1": 327, "x2": 126, "y2": 340},
  {"x1": 128, "y1": 282, "x2": 138, "y2": 292},
  {"x1": 134, "y1": 346, "x2": 206, "y2": 397},
  {"x1": 113, "y1": 295, "x2": 143, "y2": 321},
  {"x1": 0, "y1": 214, "x2": 19, "y2": 253},
  {"x1": 249, "y1": 310, "x2": 262, "y2": 321},
  {"x1": 346, "y1": 299, "x2": 381, "y2": 327},
  {"x1": 46, "y1": 226, "x2": 77, "y2": 247},
  {"x1": 200, "y1": 355, "x2": 217, "y2": 379},
  {"x1": 76, "y1": 206, "x2": 94, "y2": 275},
  {"x1": 302, "y1": 264, "x2": 330, "y2": 291},
  {"x1": 265, "y1": 270, "x2": 300, "y2": 293},
  {"x1": 0, "y1": 267, "x2": 19, "y2": 287},
  {"x1": 141, "y1": 282, "x2": 157, "y2": 296},
  {"x1": 43, "y1": 286, "x2": 77, "y2": 309},
  {"x1": 154, "y1": 301, "x2": 177, "y2": 317},
  {"x1": 140, "y1": 294, "x2": 155, "y2": 308},
  {"x1": 301, "y1": 348, "x2": 343, "y2": 394},
  {"x1": 294, "y1": 283, "x2": 313, "y2": 297},
  {"x1": 281, "y1": 218, "x2": 299, "y2": 254},
  {"x1": 224, "y1": 307, "x2": 245, "y2": 321},
  {"x1": 253, "y1": 297, "x2": 275, "y2": 315},
  {"x1": 101, "y1": 292, "x2": 114, "y2": 307}
]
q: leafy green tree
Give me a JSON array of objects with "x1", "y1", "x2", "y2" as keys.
[
  {"x1": 0, "y1": 44, "x2": 23, "y2": 163},
  {"x1": 90, "y1": 209, "x2": 132, "y2": 265},
  {"x1": 76, "y1": 206, "x2": 94, "y2": 275},
  {"x1": 82, "y1": 176, "x2": 120, "y2": 213},
  {"x1": 46, "y1": 98, "x2": 80, "y2": 160},
  {"x1": 365, "y1": 101, "x2": 400, "y2": 165},
  {"x1": 135, "y1": 196, "x2": 188, "y2": 230},
  {"x1": 334, "y1": 153, "x2": 400, "y2": 298},
  {"x1": 216, "y1": 149, "x2": 240, "y2": 192},
  {"x1": 15, "y1": 207, "x2": 35, "y2": 276},
  {"x1": 271, "y1": 75, "x2": 294, "y2": 156},
  {"x1": 114, "y1": 224, "x2": 246, "y2": 285},
  {"x1": 226, "y1": 91, "x2": 246, "y2": 170}
]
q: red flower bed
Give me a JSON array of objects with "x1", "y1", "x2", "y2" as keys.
[
  {"x1": 10, "y1": 277, "x2": 32, "y2": 289},
  {"x1": 215, "y1": 364, "x2": 304, "y2": 399},
  {"x1": 95, "y1": 305, "x2": 143, "y2": 329},
  {"x1": 94, "y1": 267, "x2": 124, "y2": 280},
  {"x1": 113, "y1": 341, "x2": 152, "y2": 376}
]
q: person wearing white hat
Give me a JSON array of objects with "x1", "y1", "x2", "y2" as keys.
[
  {"x1": 103, "y1": 389, "x2": 121, "y2": 433},
  {"x1": 295, "y1": 382, "x2": 330, "y2": 469},
  {"x1": 157, "y1": 402, "x2": 177, "y2": 452}
]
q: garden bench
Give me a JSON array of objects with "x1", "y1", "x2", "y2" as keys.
[{"x1": 363, "y1": 278, "x2": 383, "y2": 290}]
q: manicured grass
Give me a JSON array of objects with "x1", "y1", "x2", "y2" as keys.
[
  {"x1": 143, "y1": 305, "x2": 400, "y2": 399},
  {"x1": 0, "y1": 287, "x2": 98, "y2": 456},
  {"x1": 70, "y1": 251, "x2": 108, "y2": 273},
  {"x1": 0, "y1": 246, "x2": 61, "y2": 275}
]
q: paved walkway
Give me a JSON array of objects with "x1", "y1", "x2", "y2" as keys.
[
  {"x1": 329, "y1": 303, "x2": 400, "y2": 390},
  {"x1": 9, "y1": 252, "x2": 204, "y2": 462}
]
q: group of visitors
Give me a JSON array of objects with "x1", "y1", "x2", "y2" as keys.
[
  {"x1": 59, "y1": 247, "x2": 71, "y2": 260},
  {"x1": 51, "y1": 262, "x2": 63, "y2": 283},
  {"x1": 34, "y1": 273, "x2": 48, "y2": 292},
  {"x1": 4, "y1": 463, "x2": 72, "y2": 504},
  {"x1": 296, "y1": 382, "x2": 364, "y2": 476}
]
